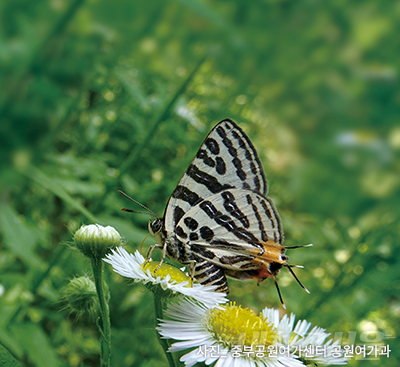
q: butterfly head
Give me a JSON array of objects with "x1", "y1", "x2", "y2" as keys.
[
  {"x1": 148, "y1": 217, "x2": 165, "y2": 246},
  {"x1": 148, "y1": 218, "x2": 163, "y2": 236}
]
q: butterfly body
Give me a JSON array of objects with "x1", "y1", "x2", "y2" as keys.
[{"x1": 148, "y1": 118, "x2": 293, "y2": 294}]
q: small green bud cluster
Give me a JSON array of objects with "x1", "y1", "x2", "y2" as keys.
[
  {"x1": 74, "y1": 224, "x2": 121, "y2": 260},
  {"x1": 62, "y1": 276, "x2": 100, "y2": 318}
]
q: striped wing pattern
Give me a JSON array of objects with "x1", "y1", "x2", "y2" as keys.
[
  {"x1": 175, "y1": 189, "x2": 283, "y2": 268},
  {"x1": 162, "y1": 119, "x2": 283, "y2": 293},
  {"x1": 164, "y1": 119, "x2": 267, "y2": 234}
]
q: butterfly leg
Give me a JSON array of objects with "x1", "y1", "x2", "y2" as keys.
[
  {"x1": 285, "y1": 264, "x2": 310, "y2": 293},
  {"x1": 151, "y1": 242, "x2": 169, "y2": 272},
  {"x1": 186, "y1": 261, "x2": 197, "y2": 287},
  {"x1": 145, "y1": 243, "x2": 164, "y2": 267},
  {"x1": 273, "y1": 276, "x2": 286, "y2": 309}
]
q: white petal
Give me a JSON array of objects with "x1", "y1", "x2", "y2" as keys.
[
  {"x1": 104, "y1": 248, "x2": 227, "y2": 306},
  {"x1": 262, "y1": 307, "x2": 281, "y2": 328},
  {"x1": 277, "y1": 355, "x2": 305, "y2": 367},
  {"x1": 293, "y1": 319, "x2": 311, "y2": 337},
  {"x1": 169, "y1": 337, "x2": 212, "y2": 352},
  {"x1": 181, "y1": 346, "x2": 210, "y2": 367}
]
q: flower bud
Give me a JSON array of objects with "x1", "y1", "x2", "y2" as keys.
[
  {"x1": 62, "y1": 276, "x2": 99, "y2": 318},
  {"x1": 74, "y1": 224, "x2": 121, "y2": 260}
]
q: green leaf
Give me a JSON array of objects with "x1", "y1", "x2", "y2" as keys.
[
  {"x1": 0, "y1": 343, "x2": 22, "y2": 367},
  {"x1": 24, "y1": 165, "x2": 99, "y2": 223},
  {"x1": 52, "y1": 178, "x2": 104, "y2": 196},
  {"x1": 10, "y1": 323, "x2": 62, "y2": 367},
  {"x1": 0, "y1": 204, "x2": 44, "y2": 269},
  {"x1": 0, "y1": 329, "x2": 23, "y2": 360}
]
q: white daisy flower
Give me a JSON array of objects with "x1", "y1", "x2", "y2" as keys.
[
  {"x1": 262, "y1": 308, "x2": 347, "y2": 365},
  {"x1": 104, "y1": 247, "x2": 227, "y2": 307},
  {"x1": 157, "y1": 298, "x2": 305, "y2": 367}
]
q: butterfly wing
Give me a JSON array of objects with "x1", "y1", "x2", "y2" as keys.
[
  {"x1": 164, "y1": 119, "x2": 267, "y2": 235},
  {"x1": 174, "y1": 189, "x2": 285, "y2": 283}
]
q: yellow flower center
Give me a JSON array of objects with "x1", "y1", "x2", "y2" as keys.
[
  {"x1": 206, "y1": 303, "x2": 277, "y2": 348},
  {"x1": 142, "y1": 261, "x2": 191, "y2": 284}
]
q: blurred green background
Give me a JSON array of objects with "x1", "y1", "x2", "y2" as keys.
[{"x1": 0, "y1": 0, "x2": 399, "y2": 366}]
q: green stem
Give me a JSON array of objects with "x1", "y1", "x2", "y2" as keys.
[
  {"x1": 91, "y1": 258, "x2": 111, "y2": 367},
  {"x1": 154, "y1": 295, "x2": 177, "y2": 367}
]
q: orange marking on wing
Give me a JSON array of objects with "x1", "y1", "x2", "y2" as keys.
[
  {"x1": 250, "y1": 240, "x2": 287, "y2": 282},
  {"x1": 247, "y1": 239, "x2": 285, "y2": 262}
]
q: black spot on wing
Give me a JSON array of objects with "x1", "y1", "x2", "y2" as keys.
[
  {"x1": 189, "y1": 232, "x2": 199, "y2": 241},
  {"x1": 233, "y1": 157, "x2": 246, "y2": 181},
  {"x1": 173, "y1": 206, "x2": 185, "y2": 226},
  {"x1": 253, "y1": 176, "x2": 261, "y2": 192},
  {"x1": 175, "y1": 226, "x2": 187, "y2": 239},
  {"x1": 200, "y1": 226, "x2": 214, "y2": 241},
  {"x1": 184, "y1": 217, "x2": 198, "y2": 230},
  {"x1": 205, "y1": 138, "x2": 220, "y2": 155},
  {"x1": 215, "y1": 157, "x2": 226, "y2": 175},
  {"x1": 197, "y1": 149, "x2": 216, "y2": 168},
  {"x1": 245, "y1": 149, "x2": 252, "y2": 161},
  {"x1": 216, "y1": 125, "x2": 227, "y2": 139},
  {"x1": 249, "y1": 161, "x2": 257, "y2": 175}
]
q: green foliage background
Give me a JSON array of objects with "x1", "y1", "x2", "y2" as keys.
[{"x1": 0, "y1": 0, "x2": 399, "y2": 366}]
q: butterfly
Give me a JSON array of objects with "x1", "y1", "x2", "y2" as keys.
[{"x1": 121, "y1": 118, "x2": 310, "y2": 303}]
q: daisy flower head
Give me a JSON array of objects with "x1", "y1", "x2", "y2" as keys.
[
  {"x1": 104, "y1": 247, "x2": 227, "y2": 307},
  {"x1": 157, "y1": 298, "x2": 305, "y2": 367},
  {"x1": 262, "y1": 307, "x2": 347, "y2": 366}
]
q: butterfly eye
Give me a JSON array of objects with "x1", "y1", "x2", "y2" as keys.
[{"x1": 149, "y1": 218, "x2": 162, "y2": 235}]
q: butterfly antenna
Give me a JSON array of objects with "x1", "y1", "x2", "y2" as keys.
[
  {"x1": 121, "y1": 208, "x2": 156, "y2": 216},
  {"x1": 285, "y1": 265, "x2": 310, "y2": 294},
  {"x1": 273, "y1": 277, "x2": 286, "y2": 309},
  {"x1": 118, "y1": 190, "x2": 157, "y2": 217},
  {"x1": 285, "y1": 244, "x2": 313, "y2": 250}
]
